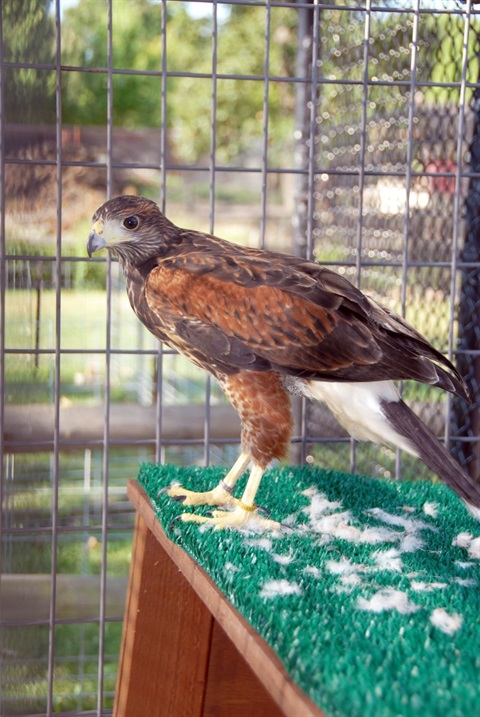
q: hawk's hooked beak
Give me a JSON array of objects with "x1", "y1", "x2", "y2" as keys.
[{"x1": 87, "y1": 219, "x2": 106, "y2": 258}]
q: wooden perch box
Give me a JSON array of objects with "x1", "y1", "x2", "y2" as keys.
[{"x1": 114, "y1": 481, "x2": 324, "y2": 717}]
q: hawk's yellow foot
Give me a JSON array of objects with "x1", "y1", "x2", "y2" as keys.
[
  {"x1": 167, "y1": 483, "x2": 236, "y2": 508},
  {"x1": 179, "y1": 504, "x2": 281, "y2": 531},
  {"x1": 167, "y1": 452, "x2": 251, "y2": 508},
  {"x1": 175, "y1": 463, "x2": 278, "y2": 530}
]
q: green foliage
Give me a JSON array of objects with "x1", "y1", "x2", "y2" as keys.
[
  {"x1": 60, "y1": 1, "x2": 297, "y2": 162},
  {"x1": 3, "y1": 0, "x2": 56, "y2": 124},
  {"x1": 4, "y1": 0, "x2": 479, "y2": 166},
  {"x1": 7, "y1": 0, "x2": 478, "y2": 164},
  {"x1": 3, "y1": 0, "x2": 54, "y2": 62},
  {"x1": 166, "y1": 4, "x2": 297, "y2": 162},
  {"x1": 61, "y1": 0, "x2": 164, "y2": 128},
  {"x1": 422, "y1": 12, "x2": 480, "y2": 106}
]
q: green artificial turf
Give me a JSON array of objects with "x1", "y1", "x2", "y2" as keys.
[{"x1": 137, "y1": 464, "x2": 480, "y2": 717}]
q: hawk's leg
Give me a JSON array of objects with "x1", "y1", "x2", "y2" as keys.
[
  {"x1": 180, "y1": 464, "x2": 281, "y2": 531},
  {"x1": 167, "y1": 451, "x2": 250, "y2": 507},
  {"x1": 172, "y1": 371, "x2": 291, "y2": 529}
]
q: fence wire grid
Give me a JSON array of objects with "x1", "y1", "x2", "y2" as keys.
[{"x1": 1, "y1": 0, "x2": 480, "y2": 715}]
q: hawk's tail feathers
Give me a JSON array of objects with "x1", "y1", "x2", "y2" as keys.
[
  {"x1": 305, "y1": 379, "x2": 480, "y2": 514},
  {"x1": 380, "y1": 398, "x2": 480, "y2": 512}
]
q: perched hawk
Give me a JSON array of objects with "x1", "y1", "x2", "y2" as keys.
[{"x1": 87, "y1": 195, "x2": 480, "y2": 528}]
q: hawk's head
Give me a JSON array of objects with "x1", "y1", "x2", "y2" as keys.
[{"x1": 87, "y1": 195, "x2": 178, "y2": 265}]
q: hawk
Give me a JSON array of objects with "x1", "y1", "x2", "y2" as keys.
[{"x1": 87, "y1": 195, "x2": 480, "y2": 529}]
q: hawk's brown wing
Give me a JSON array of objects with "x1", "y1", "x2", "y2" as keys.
[{"x1": 143, "y1": 237, "x2": 467, "y2": 396}]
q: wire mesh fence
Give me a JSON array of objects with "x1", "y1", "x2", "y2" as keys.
[{"x1": 1, "y1": 1, "x2": 479, "y2": 715}]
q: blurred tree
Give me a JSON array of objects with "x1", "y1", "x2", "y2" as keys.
[
  {"x1": 167, "y1": 3, "x2": 297, "y2": 162},
  {"x1": 61, "y1": 0, "x2": 163, "y2": 129},
  {"x1": 60, "y1": 1, "x2": 297, "y2": 163},
  {"x1": 60, "y1": 3, "x2": 473, "y2": 165},
  {"x1": 3, "y1": 0, "x2": 55, "y2": 124}
]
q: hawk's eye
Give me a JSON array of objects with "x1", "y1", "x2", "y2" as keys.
[{"x1": 123, "y1": 215, "x2": 139, "y2": 230}]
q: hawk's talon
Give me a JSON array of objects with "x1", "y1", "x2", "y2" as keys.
[
  {"x1": 171, "y1": 494, "x2": 187, "y2": 503},
  {"x1": 169, "y1": 515, "x2": 187, "y2": 532},
  {"x1": 167, "y1": 483, "x2": 237, "y2": 508},
  {"x1": 256, "y1": 505, "x2": 271, "y2": 517}
]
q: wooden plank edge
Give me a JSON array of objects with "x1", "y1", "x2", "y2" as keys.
[
  {"x1": 127, "y1": 480, "x2": 326, "y2": 717},
  {"x1": 114, "y1": 513, "x2": 147, "y2": 717}
]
